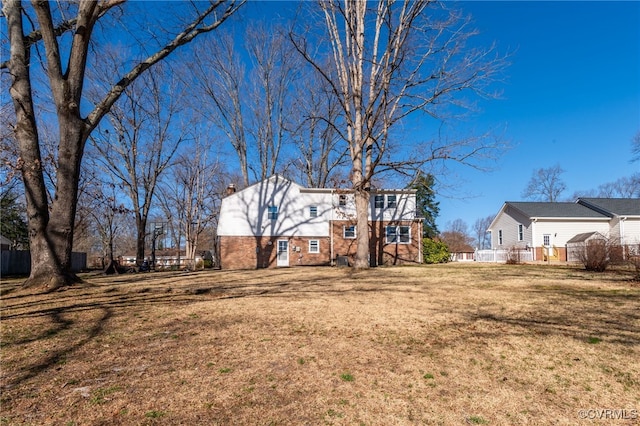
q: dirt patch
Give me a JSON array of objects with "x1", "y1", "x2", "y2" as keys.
[{"x1": 1, "y1": 264, "x2": 639, "y2": 425}]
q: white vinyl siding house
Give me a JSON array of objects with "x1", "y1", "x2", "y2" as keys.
[{"x1": 488, "y1": 198, "x2": 640, "y2": 261}]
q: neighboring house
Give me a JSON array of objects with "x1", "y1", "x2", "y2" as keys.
[
  {"x1": 0, "y1": 234, "x2": 11, "y2": 251},
  {"x1": 488, "y1": 198, "x2": 640, "y2": 261},
  {"x1": 217, "y1": 174, "x2": 423, "y2": 269},
  {"x1": 450, "y1": 244, "x2": 475, "y2": 262}
]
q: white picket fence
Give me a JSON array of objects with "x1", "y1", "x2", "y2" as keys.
[{"x1": 474, "y1": 249, "x2": 534, "y2": 263}]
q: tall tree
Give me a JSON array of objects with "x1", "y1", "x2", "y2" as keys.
[
  {"x1": 522, "y1": 164, "x2": 566, "y2": 202},
  {"x1": 291, "y1": 0, "x2": 506, "y2": 268},
  {"x1": 409, "y1": 172, "x2": 439, "y2": 238},
  {"x1": 159, "y1": 138, "x2": 223, "y2": 270},
  {"x1": 440, "y1": 219, "x2": 474, "y2": 253},
  {"x1": 2, "y1": 0, "x2": 243, "y2": 288},
  {"x1": 290, "y1": 71, "x2": 349, "y2": 188},
  {"x1": 89, "y1": 65, "x2": 186, "y2": 267},
  {"x1": 472, "y1": 215, "x2": 493, "y2": 250},
  {"x1": 192, "y1": 22, "x2": 299, "y2": 186}
]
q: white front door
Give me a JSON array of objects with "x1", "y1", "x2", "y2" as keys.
[{"x1": 277, "y1": 240, "x2": 289, "y2": 267}]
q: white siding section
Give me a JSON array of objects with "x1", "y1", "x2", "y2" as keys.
[
  {"x1": 218, "y1": 176, "x2": 418, "y2": 238},
  {"x1": 489, "y1": 205, "x2": 532, "y2": 248},
  {"x1": 532, "y1": 220, "x2": 610, "y2": 247},
  {"x1": 332, "y1": 192, "x2": 416, "y2": 222},
  {"x1": 218, "y1": 176, "x2": 332, "y2": 237},
  {"x1": 621, "y1": 218, "x2": 640, "y2": 245}
]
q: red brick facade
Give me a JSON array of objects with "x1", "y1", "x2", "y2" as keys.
[
  {"x1": 332, "y1": 220, "x2": 422, "y2": 267},
  {"x1": 219, "y1": 235, "x2": 331, "y2": 270},
  {"x1": 220, "y1": 220, "x2": 422, "y2": 270}
]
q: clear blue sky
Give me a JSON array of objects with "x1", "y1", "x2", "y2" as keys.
[{"x1": 435, "y1": 1, "x2": 640, "y2": 230}]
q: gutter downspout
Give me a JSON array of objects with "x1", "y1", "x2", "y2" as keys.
[
  {"x1": 531, "y1": 218, "x2": 538, "y2": 261},
  {"x1": 330, "y1": 189, "x2": 335, "y2": 266}
]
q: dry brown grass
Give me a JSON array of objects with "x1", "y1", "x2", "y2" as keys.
[{"x1": 1, "y1": 264, "x2": 639, "y2": 425}]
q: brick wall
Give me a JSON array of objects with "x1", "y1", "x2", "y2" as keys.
[
  {"x1": 220, "y1": 220, "x2": 422, "y2": 270},
  {"x1": 332, "y1": 220, "x2": 422, "y2": 266},
  {"x1": 219, "y1": 235, "x2": 331, "y2": 270}
]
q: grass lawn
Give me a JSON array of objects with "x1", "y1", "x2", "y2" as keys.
[{"x1": 1, "y1": 263, "x2": 639, "y2": 425}]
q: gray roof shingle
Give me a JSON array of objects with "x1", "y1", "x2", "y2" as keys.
[
  {"x1": 578, "y1": 198, "x2": 640, "y2": 217},
  {"x1": 505, "y1": 202, "x2": 609, "y2": 219}
]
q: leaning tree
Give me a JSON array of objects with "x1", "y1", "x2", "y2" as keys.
[{"x1": 2, "y1": 0, "x2": 243, "y2": 289}]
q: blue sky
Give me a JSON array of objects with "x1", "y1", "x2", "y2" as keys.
[
  {"x1": 242, "y1": 1, "x2": 639, "y2": 232},
  {"x1": 434, "y1": 1, "x2": 640, "y2": 230}
]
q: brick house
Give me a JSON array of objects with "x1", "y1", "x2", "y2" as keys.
[{"x1": 217, "y1": 175, "x2": 423, "y2": 269}]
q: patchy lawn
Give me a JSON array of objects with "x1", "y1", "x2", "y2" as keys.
[{"x1": 1, "y1": 264, "x2": 639, "y2": 425}]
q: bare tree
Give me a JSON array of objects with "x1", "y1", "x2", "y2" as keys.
[
  {"x1": 289, "y1": 71, "x2": 349, "y2": 188},
  {"x1": 89, "y1": 65, "x2": 187, "y2": 268},
  {"x1": 159, "y1": 138, "x2": 223, "y2": 270},
  {"x1": 472, "y1": 215, "x2": 493, "y2": 250},
  {"x1": 440, "y1": 219, "x2": 474, "y2": 253},
  {"x1": 522, "y1": 164, "x2": 567, "y2": 202},
  {"x1": 192, "y1": 22, "x2": 299, "y2": 186},
  {"x1": 291, "y1": 0, "x2": 507, "y2": 268},
  {"x1": 2, "y1": 0, "x2": 243, "y2": 289},
  {"x1": 631, "y1": 130, "x2": 640, "y2": 163}
]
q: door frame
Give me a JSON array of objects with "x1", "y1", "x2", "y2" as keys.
[{"x1": 276, "y1": 239, "x2": 289, "y2": 267}]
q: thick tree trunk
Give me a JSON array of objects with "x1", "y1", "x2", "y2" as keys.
[
  {"x1": 23, "y1": 119, "x2": 86, "y2": 289},
  {"x1": 353, "y1": 187, "x2": 371, "y2": 268}
]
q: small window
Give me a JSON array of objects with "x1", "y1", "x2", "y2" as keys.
[
  {"x1": 374, "y1": 195, "x2": 384, "y2": 209},
  {"x1": 338, "y1": 194, "x2": 347, "y2": 206},
  {"x1": 386, "y1": 225, "x2": 411, "y2": 244},
  {"x1": 386, "y1": 226, "x2": 397, "y2": 243},
  {"x1": 343, "y1": 225, "x2": 356, "y2": 239},
  {"x1": 267, "y1": 205, "x2": 278, "y2": 220},
  {"x1": 518, "y1": 224, "x2": 524, "y2": 241},
  {"x1": 309, "y1": 240, "x2": 319, "y2": 253},
  {"x1": 309, "y1": 205, "x2": 318, "y2": 218},
  {"x1": 387, "y1": 195, "x2": 397, "y2": 208},
  {"x1": 543, "y1": 234, "x2": 550, "y2": 246},
  {"x1": 399, "y1": 226, "x2": 410, "y2": 243},
  {"x1": 498, "y1": 229, "x2": 503, "y2": 245}
]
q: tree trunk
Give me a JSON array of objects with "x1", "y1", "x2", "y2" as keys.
[
  {"x1": 353, "y1": 188, "x2": 371, "y2": 268},
  {"x1": 136, "y1": 217, "x2": 147, "y2": 268},
  {"x1": 23, "y1": 119, "x2": 86, "y2": 289}
]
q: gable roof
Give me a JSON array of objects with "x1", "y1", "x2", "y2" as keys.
[
  {"x1": 566, "y1": 231, "x2": 606, "y2": 244},
  {"x1": 577, "y1": 198, "x2": 640, "y2": 217},
  {"x1": 504, "y1": 202, "x2": 609, "y2": 219}
]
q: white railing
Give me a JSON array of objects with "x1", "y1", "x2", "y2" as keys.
[{"x1": 475, "y1": 249, "x2": 534, "y2": 263}]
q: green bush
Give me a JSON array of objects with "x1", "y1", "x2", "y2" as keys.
[{"x1": 423, "y1": 238, "x2": 450, "y2": 264}]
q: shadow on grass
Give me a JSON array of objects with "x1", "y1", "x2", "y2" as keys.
[
  {"x1": 2, "y1": 306, "x2": 112, "y2": 390},
  {"x1": 2, "y1": 265, "x2": 639, "y2": 392}
]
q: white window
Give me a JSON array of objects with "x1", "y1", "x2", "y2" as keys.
[
  {"x1": 386, "y1": 225, "x2": 410, "y2": 244},
  {"x1": 309, "y1": 206, "x2": 318, "y2": 218},
  {"x1": 374, "y1": 195, "x2": 384, "y2": 209},
  {"x1": 387, "y1": 195, "x2": 397, "y2": 208},
  {"x1": 343, "y1": 225, "x2": 356, "y2": 239},
  {"x1": 309, "y1": 240, "x2": 320, "y2": 253},
  {"x1": 543, "y1": 234, "x2": 551, "y2": 246},
  {"x1": 498, "y1": 229, "x2": 503, "y2": 245},
  {"x1": 518, "y1": 224, "x2": 524, "y2": 241},
  {"x1": 267, "y1": 205, "x2": 278, "y2": 220}
]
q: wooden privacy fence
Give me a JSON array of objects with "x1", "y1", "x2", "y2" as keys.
[
  {"x1": 1, "y1": 251, "x2": 87, "y2": 276},
  {"x1": 475, "y1": 249, "x2": 534, "y2": 263}
]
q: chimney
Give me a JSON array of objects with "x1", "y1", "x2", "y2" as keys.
[{"x1": 225, "y1": 184, "x2": 236, "y2": 196}]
